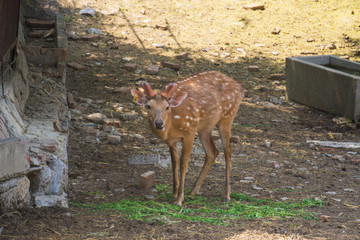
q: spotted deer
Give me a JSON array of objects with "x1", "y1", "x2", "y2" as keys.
[{"x1": 131, "y1": 71, "x2": 245, "y2": 206}]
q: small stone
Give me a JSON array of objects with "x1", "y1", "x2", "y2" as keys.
[
  {"x1": 263, "y1": 140, "x2": 272, "y2": 148},
  {"x1": 319, "y1": 215, "x2": 331, "y2": 222},
  {"x1": 343, "y1": 188, "x2": 355, "y2": 192},
  {"x1": 107, "y1": 134, "x2": 121, "y2": 145},
  {"x1": 326, "y1": 191, "x2": 337, "y2": 195},
  {"x1": 252, "y1": 185, "x2": 263, "y2": 191},
  {"x1": 79, "y1": 7, "x2": 96, "y2": 17},
  {"x1": 128, "y1": 154, "x2": 159, "y2": 165},
  {"x1": 112, "y1": 87, "x2": 132, "y2": 94},
  {"x1": 87, "y1": 28, "x2": 103, "y2": 35},
  {"x1": 155, "y1": 24, "x2": 168, "y2": 30},
  {"x1": 248, "y1": 65, "x2": 259, "y2": 72},
  {"x1": 230, "y1": 135, "x2": 240, "y2": 143},
  {"x1": 152, "y1": 43, "x2": 164, "y2": 48},
  {"x1": 103, "y1": 118, "x2": 121, "y2": 127},
  {"x1": 236, "y1": 48, "x2": 247, "y2": 56},
  {"x1": 175, "y1": 52, "x2": 189, "y2": 60},
  {"x1": 244, "y1": 177, "x2": 254, "y2": 180},
  {"x1": 138, "y1": 171, "x2": 155, "y2": 190},
  {"x1": 95, "y1": 62, "x2": 102, "y2": 67},
  {"x1": 220, "y1": 52, "x2": 231, "y2": 58},
  {"x1": 243, "y1": 3, "x2": 265, "y2": 10},
  {"x1": 280, "y1": 197, "x2": 289, "y2": 201},
  {"x1": 67, "y1": 62, "x2": 86, "y2": 71},
  {"x1": 161, "y1": 61, "x2": 181, "y2": 70},
  {"x1": 144, "y1": 195, "x2": 155, "y2": 199},
  {"x1": 78, "y1": 127, "x2": 100, "y2": 137},
  {"x1": 67, "y1": 92, "x2": 76, "y2": 108},
  {"x1": 86, "y1": 113, "x2": 107, "y2": 123},
  {"x1": 30, "y1": 157, "x2": 41, "y2": 167},
  {"x1": 271, "y1": 27, "x2": 281, "y2": 35},
  {"x1": 326, "y1": 43, "x2": 336, "y2": 50},
  {"x1": 269, "y1": 73, "x2": 285, "y2": 80},
  {"x1": 91, "y1": 42, "x2": 99, "y2": 47},
  {"x1": 240, "y1": 180, "x2": 253, "y2": 183},
  {"x1": 80, "y1": 34, "x2": 101, "y2": 41},
  {"x1": 123, "y1": 63, "x2": 137, "y2": 72},
  {"x1": 307, "y1": 38, "x2": 315, "y2": 42},
  {"x1": 146, "y1": 65, "x2": 159, "y2": 75},
  {"x1": 120, "y1": 113, "x2": 138, "y2": 121}
]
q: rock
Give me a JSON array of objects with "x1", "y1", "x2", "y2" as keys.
[
  {"x1": 35, "y1": 194, "x2": 68, "y2": 208},
  {"x1": 319, "y1": 215, "x2": 331, "y2": 222},
  {"x1": 107, "y1": 134, "x2": 121, "y2": 145},
  {"x1": 95, "y1": 62, "x2": 102, "y2": 67},
  {"x1": 280, "y1": 197, "x2": 289, "y2": 201},
  {"x1": 87, "y1": 28, "x2": 103, "y2": 35},
  {"x1": 161, "y1": 61, "x2": 181, "y2": 70},
  {"x1": 252, "y1": 185, "x2": 263, "y2": 191},
  {"x1": 271, "y1": 27, "x2": 281, "y2": 35},
  {"x1": 86, "y1": 113, "x2": 107, "y2": 123},
  {"x1": 91, "y1": 42, "x2": 99, "y2": 47},
  {"x1": 326, "y1": 191, "x2": 336, "y2": 195},
  {"x1": 248, "y1": 65, "x2": 259, "y2": 72},
  {"x1": 269, "y1": 73, "x2": 285, "y2": 80},
  {"x1": 307, "y1": 38, "x2": 315, "y2": 42},
  {"x1": 67, "y1": 62, "x2": 86, "y2": 71},
  {"x1": 79, "y1": 7, "x2": 96, "y2": 17},
  {"x1": 112, "y1": 87, "x2": 131, "y2": 94},
  {"x1": 80, "y1": 34, "x2": 101, "y2": 41},
  {"x1": 49, "y1": 157, "x2": 67, "y2": 195},
  {"x1": 41, "y1": 144, "x2": 57, "y2": 153},
  {"x1": 243, "y1": 3, "x2": 265, "y2": 10},
  {"x1": 175, "y1": 52, "x2": 189, "y2": 60},
  {"x1": 30, "y1": 157, "x2": 41, "y2": 167},
  {"x1": 138, "y1": 171, "x2": 155, "y2": 190},
  {"x1": 230, "y1": 135, "x2": 240, "y2": 143},
  {"x1": 103, "y1": 118, "x2": 121, "y2": 127},
  {"x1": 326, "y1": 43, "x2": 336, "y2": 49},
  {"x1": 123, "y1": 63, "x2": 137, "y2": 72},
  {"x1": 67, "y1": 92, "x2": 76, "y2": 108},
  {"x1": 78, "y1": 127, "x2": 100, "y2": 137},
  {"x1": 220, "y1": 52, "x2": 231, "y2": 58},
  {"x1": 66, "y1": 31, "x2": 80, "y2": 41},
  {"x1": 236, "y1": 48, "x2": 247, "y2": 56},
  {"x1": 146, "y1": 65, "x2": 159, "y2": 75},
  {"x1": 0, "y1": 177, "x2": 31, "y2": 212},
  {"x1": 152, "y1": 43, "x2": 164, "y2": 48},
  {"x1": 263, "y1": 140, "x2": 272, "y2": 148},
  {"x1": 155, "y1": 24, "x2": 168, "y2": 30},
  {"x1": 343, "y1": 188, "x2": 355, "y2": 192}
]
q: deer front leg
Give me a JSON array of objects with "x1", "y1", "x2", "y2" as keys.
[
  {"x1": 169, "y1": 144, "x2": 179, "y2": 200},
  {"x1": 175, "y1": 136, "x2": 194, "y2": 206}
]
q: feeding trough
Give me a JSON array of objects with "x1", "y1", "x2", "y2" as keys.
[{"x1": 286, "y1": 55, "x2": 360, "y2": 127}]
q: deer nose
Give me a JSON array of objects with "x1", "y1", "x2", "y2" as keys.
[{"x1": 155, "y1": 120, "x2": 164, "y2": 130}]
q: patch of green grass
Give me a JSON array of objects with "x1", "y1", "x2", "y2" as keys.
[{"x1": 71, "y1": 185, "x2": 324, "y2": 225}]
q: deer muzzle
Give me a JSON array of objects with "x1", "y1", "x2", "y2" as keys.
[{"x1": 155, "y1": 119, "x2": 164, "y2": 131}]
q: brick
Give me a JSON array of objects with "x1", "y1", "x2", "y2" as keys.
[
  {"x1": 28, "y1": 30, "x2": 46, "y2": 38},
  {"x1": 146, "y1": 65, "x2": 159, "y2": 75},
  {"x1": 138, "y1": 171, "x2": 155, "y2": 190},
  {"x1": 123, "y1": 63, "x2": 137, "y2": 72},
  {"x1": 243, "y1": 3, "x2": 265, "y2": 10},
  {"x1": 25, "y1": 18, "x2": 55, "y2": 29},
  {"x1": 80, "y1": 34, "x2": 101, "y2": 41},
  {"x1": 41, "y1": 144, "x2": 57, "y2": 153},
  {"x1": 67, "y1": 62, "x2": 86, "y2": 71},
  {"x1": 67, "y1": 92, "x2": 76, "y2": 108},
  {"x1": 103, "y1": 118, "x2": 121, "y2": 127},
  {"x1": 161, "y1": 61, "x2": 181, "y2": 70},
  {"x1": 78, "y1": 127, "x2": 100, "y2": 137}
]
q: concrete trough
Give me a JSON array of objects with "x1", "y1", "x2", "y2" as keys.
[{"x1": 286, "y1": 55, "x2": 360, "y2": 126}]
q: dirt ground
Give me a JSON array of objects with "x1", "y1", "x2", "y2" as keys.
[{"x1": 1, "y1": 0, "x2": 360, "y2": 239}]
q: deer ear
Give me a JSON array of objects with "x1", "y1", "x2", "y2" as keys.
[
  {"x1": 131, "y1": 89, "x2": 147, "y2": 105},
  {"x1": 169, "y1": 92, "x2": 188, "y2": 107}
]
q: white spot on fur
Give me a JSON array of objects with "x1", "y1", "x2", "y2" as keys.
[
  {"x1": 186, "y1": 122, "x2": 190, "y2": 127},
  {"x1": 174, "y1": 115, "x2": 180, "y2": 119}
]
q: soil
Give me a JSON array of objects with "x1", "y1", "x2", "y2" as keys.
[{"x1": 1, "y1": 0, "x2": 360, "y2": 239}]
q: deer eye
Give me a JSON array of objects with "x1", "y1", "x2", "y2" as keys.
[
  {"x1": 146, "y1": 105, "x2": 151, "y2": 110},
  {"x1": 166, "y1": 106, "x2": 170, "y2": 111}
]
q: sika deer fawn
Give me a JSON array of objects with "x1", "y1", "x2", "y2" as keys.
[{"x1": 131, "y1": 71, "x2": 245, "y2": 206}]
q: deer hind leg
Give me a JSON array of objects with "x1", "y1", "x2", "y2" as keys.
[
  {"x1": 218, "y1": 119, "x2": 233, "y2": 202},
  {"x1": 190, "y1": 131, "x2": 219, "y2": 196},
  {"x1": 169, "y1": 144, "x2": 179, "y2": 200}
]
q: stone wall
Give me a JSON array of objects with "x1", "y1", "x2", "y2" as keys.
[{"x1": 0, "y1": 0, "x2": 69, "y2": 213}]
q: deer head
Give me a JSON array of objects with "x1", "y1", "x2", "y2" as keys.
[{"x1": 131, "y1": 82, "x2": 188, "y2": 131}]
